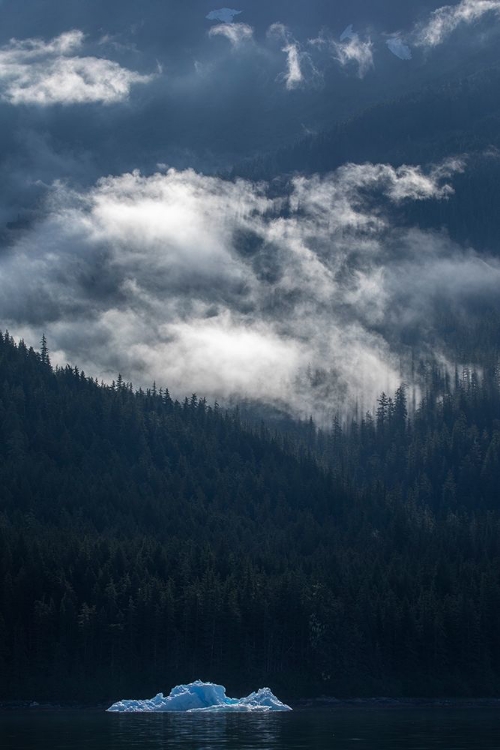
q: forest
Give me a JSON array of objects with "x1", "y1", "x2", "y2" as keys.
[{"x1": 1, "y1": 332, "x2": 500, "y2": 702}]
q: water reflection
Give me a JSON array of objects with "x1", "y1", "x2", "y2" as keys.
[
  {"x1": 111, "y1": 712, "x2": 286, "y2": 749},
  {"x1": 2, "y1": 708, "x2": 500, "y2": 750}
]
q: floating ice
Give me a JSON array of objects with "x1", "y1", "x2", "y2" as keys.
[
  {"x1": 340, "y1": 24, "x2": 356, "y2": 41},
  {"x1": 386, "y1": 37, "x2": 412, "y2": 60},
  {"x1": 107, "y1": 680, "x2": 292, "y2": 713},
  {"x1": 206, "y1": 9, "x2": 243, "y2": 23}
]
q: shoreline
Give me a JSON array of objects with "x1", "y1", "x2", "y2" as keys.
[{"x1": 2, "y1": 697, "x2": 500, "y2": 712}]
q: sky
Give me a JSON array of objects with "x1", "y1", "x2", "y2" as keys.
[{"x1": 1, "y1": 0, "x2": 499, "y2": 419}]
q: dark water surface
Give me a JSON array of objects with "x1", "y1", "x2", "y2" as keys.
[{"x1": 1, "y1": 708, "x2": 500, "y2": 750}]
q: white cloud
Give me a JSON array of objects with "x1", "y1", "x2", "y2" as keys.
[
  {"x1": 290, "y1": 160, "x2": 463, "y2": 218},
  {"x1": 268, "y1": 24, "x2": 320, "y2": 90},
  {"x1": 0, "y1": 30, "x2": 153, "y2": 105},
  {"x1": 311, "y1": 28, "x2": 374, "y2": 79},
  {"x1": 415, "y1": 0, "x2": 500, "y2": 46},
  {"x1": 153, "y1": 315, "x2": 302, "y2": 399},
  {"x1": 0, "y1": 159, "x2": 472, "y2": 419},
  {"x1": 281, "y1": 43, "x2": 304, "y2": 89},
  {"x1": 208, "y1": 23, "x2": 254, "y2": 47},
  {"x1": 333, "y1": 36, "x2": 374, "y2": 78}
]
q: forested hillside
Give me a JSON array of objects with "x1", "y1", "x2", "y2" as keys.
[{"x1": 1, "y1": 333, "x2": 500, "y2": 701}]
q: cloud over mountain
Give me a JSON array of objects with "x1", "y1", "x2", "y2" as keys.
[
  {"x1": 267, "y1": 24, "x2": 320, "y2": 90},
  {"x1": 415, "y1": 0, "x2": 500, "y2": 47},
  {"x1": 0, "y1": 1, "x2": 499, "y2": 420},
  {"x1": 311, "y1": 27, "x2": 374, "y2": 78},
  {"x1": 2, "y1": 156, "x2": 494, "y2": 420},
  {"x1": 0, "y1": 30, "x2": 153, "y2": 105},
  {"x1": 208, "y1": 23, "x2": 254, "y2": 47}
]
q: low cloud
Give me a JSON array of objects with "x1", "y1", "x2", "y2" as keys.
[
  {"x1": 282, "y1": 43, "x2": 304, "y2": 89},
  {"x1": 208, "y1": 23, "x2": 254, "y2": 47},
  {"x1": 415, "y1": 0, "x2": 500, "y2": 47},
  {"x1": 335, "y1": 36, "x2": 374, "y2": 77},
  {"x1": 2, "y1": 156, "x2": 489, "y2": 421},
  {"x1": 0, "y1": 30, "x2": 153, "y2": 105},
  {"x1": 311, "y1": 28, "x2": 374, "y2": 79},
  {"x1": 268, "y1": 24, "x2": 320, "y2": 90}
]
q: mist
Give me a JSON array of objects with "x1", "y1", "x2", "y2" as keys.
[{"x1": 2, "y1": 154, "x2": 499, "y2": 420}]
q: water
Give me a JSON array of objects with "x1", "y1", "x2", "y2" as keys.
[{"x1": 1, "y1": 708, "x2": 500, "y2": 749}]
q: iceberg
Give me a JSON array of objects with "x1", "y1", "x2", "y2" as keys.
[
  {"x1": 107, "y1": 680, "x2": 292, "y2": 713},
  {"x1": 386, "y1": 38, "x2": 412, "y2": 60},
  {"x1": 206, "y1": 9, "x2": 243, "y2": 23}
]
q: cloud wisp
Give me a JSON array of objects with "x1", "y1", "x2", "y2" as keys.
[
  {"x1": 0, "y1": 30, "x2": 153, "y2": 105},
  {"x1": 415, "y1": 0, "x2": 500, "y2": 47},
  {"x1": 1, "y1": 156, "x2": 490, "y2": 421},
  {"x1": 332, "y1": 35, "x2": 374, "y2": 78},
  {"x1": 310, "y1": 26, "x2": 374, "y2": 78},
  {"x1": 268, "y1": 24, "x2": 320, "y2": 90},
  {"x1": 208, "y1": 23, "x2": 254, "y2": 47}
]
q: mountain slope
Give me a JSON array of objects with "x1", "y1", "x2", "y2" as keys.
[{"x1": 1, "y1": 334, "x2": 500, "y2": 701}]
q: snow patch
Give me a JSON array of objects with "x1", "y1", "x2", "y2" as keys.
[
  {"x1": 206, "y1": 8, "x2": 243, "y2": 23},
  {"x1": 107, "y1": 681, "x2": 292, "y2": 713}
]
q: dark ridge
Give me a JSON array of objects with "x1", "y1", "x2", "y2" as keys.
[{"x1": 1, "y1": 333, "x2": 500, "y2": 701}]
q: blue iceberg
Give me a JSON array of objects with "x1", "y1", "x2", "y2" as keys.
[{"x1": 107, "y1": 680, "x2": 292, "y2": 713}]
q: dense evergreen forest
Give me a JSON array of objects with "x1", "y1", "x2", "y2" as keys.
[{"x1": 1, "y1": 333, "x2": 500, "y2": 702}]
